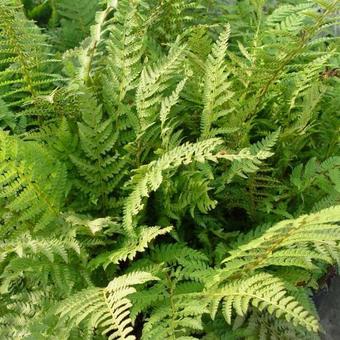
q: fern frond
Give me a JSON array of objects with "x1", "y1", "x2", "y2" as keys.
[
  {"x1": 161, "y1": 163, "x2": 217, "y2": 219},
  {"x1": 145, "y1": 0, "x2": 200, "y2": 42},
  {"x1": 56, "y1": 0, "x2": 98, "y2": 49},
  {"x1": 288, "y1": 54, "x2": 332, "y2": 111},
  {"x1": 200, "y1": 25, "x2": 234, "y2": 139},
  {"x1": 246, "y1": 309, "x2": 320, "y2": 340},
  {"x1": 123, "y1": 138, "x2": 223, "y2": 231},
  {"x1": 104, "y1": 0, "x2": 145, "y2": 102},
  {"x1": 0, "y1": 232, "x2": 80, "y2": 265},
  {"x1": 266, "y1": 3, "x2": 312, "y2": 34},
  {"x1": 142, "y1": 298, "x2": 208, "y2": 340},
  {"x1": 0, "y1": 97, "x2": 15, "y2": 129},
  {"x1": 90, "y1": 226, "x2": 173, "y2": 269},
  {"x1": 136, "y1": 40, "x2": 187, "y2": 133},
  {"x1": 290, "y1": 156, "x2": 340, "y2": 211},
  {"x1": 0, "y1": 131, "x2": 67, "y2": 232},
  {"x1": 220, "y1": 130, "x2": 280, "y2": 183},
  {"x1": 151, "y1": 243, "x2": 209, "y2": 265},
  {"x1": 206, "y1": 273, "x2": 319, "y2": 332},
  {"x1": 69, "y1": 88, "x2": 127, "y2": 210},
  {"x1": 74, "y1": 1, "x2": 117, "y2": 86},
  {"x1": 0, "y1": 1, "x2": 60, "y2": 107},
  {"x1": 160, "y1": 78, "x2": 187, "y2": 149},
  {"x1": 223, "y1": 205, "x2": 340, "y2": 273},
  {"x1": 57, "y1": 272, "x2": 158, "y2": 340}
]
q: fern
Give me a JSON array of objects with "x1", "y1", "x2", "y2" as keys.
[
  {"x1": 206, "y1": 273, "x2": 319, "y2": 332},
  {"x1": 160, "y1": 78, "x2": 187, "y2": 149},
  {"x1": 220, "y1": 130, "x2": 280, "y2": 183},
  {"x1": 290, "y1": 156, "x2": 340, "y2": 212},
  {"x1": 90, "y1": 225, "x2": 173, "y2": 269},
  {"x1": 136, "y1": 39, "x2": 187, "y2": 133},
  {"x1": 0, "y1": 1, "x2": 339, "y2": 339},
  {"x1": 223, "y1": 205, "x2": 340, "y2": 273},
  {"x1": 104, "y1": 0, "x2": 145, "y2": 103},
  {"x1": 56, "y1": 0, "x2": 98, "y2": 49},
  {"x1": 69, "y1": 88, "x2": 124, "y2": 211},
  {"x1": 0, "y1": 0, "x2": 60, "y2": 107},
  {"x1": 72, "y1": 0, "x2": 117, "y2": 86},
  {"x1": 129, "y1": 243, "x2": 211, "y2": 339},
  {"x1": 122, "y1": 138, "x2": 223, "y2": 231},
  {"x1": 57, "y1": 272, "x2": 158, "y2": 340},
  {"x1": 0, "y1": 131, "x2": 67, "y2": 232},
  {"x1": 200, "y1": 25, "x2": 233, "y2": 139}
]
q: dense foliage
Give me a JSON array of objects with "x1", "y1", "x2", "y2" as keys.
[{"x1": 0, "y1": 0, "x2": 339, "y2": 339}]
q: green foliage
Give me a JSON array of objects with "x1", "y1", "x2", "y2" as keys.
[
  {"x1": 0, "y1": 131, "x2": 67, "y2": 232},
  {"x1": 0, "y1": 1, "x2": 60, "y2": 109},
  {"x1": 69, "y1": 88, "x2": 121, "y2": 211},
  {"x1": 0, "y1": 0, "x2": 339, "y2": 339},
  {"x1": 57, "y1": 272, "x2": 157, "y2": 340},
  {"x1": 200, "y1": 24, "x2": 233, "y2": 139},
  {"x1": 55, "y1": 0, "x2": 98, "y2": 49}
]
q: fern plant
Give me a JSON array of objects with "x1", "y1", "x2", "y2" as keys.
[
  {"x1": 0, "y1": 0, "x2": 339, "y2": 339},
  {"x1": 55, "y1": 0, "x2": 98, "y2": 49},
  {"x1": 0, "y1": 0, "x2": 60, "y2": 109}
]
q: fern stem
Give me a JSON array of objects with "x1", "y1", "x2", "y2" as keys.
[{"x1": 165, "y1": 272, "x2": 177, "y2": 339}]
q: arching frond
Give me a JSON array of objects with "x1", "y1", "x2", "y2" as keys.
[
  {"x1": 0, "y1": 1, "x2": 60, "y2": 107},
  {"x1": 57, "y1": 272, "x2": 158, "y2": 340}
]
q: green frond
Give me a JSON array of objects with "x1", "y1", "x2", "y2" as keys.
[
  {"x1": 35, "y1": 115, "x2": 78, "y2": 161},
  {"x1": 129, "y1": 283, "x2": 165, "y2": 319},
  {"x1": 128, "y1": 243, "x2": 211, "y2": 338},
  {"x1": 57, "y1": 272, "x2": 158, "y2": 340},
  {"x1": 1, "y1": 254, "x2": 84, "y2": 295},
  {"x1": 0, "y1": 232, "x2": 80, "y2": 265},
  {"x1": 200, "y1": 25, "x2": 234, "y2": 139},
  {"x1": 206, "y1": 273, "x2": 319, "y2": 332},
  {"x1": 90, "y1": 226, "x2": 173, "y2": 269},
  {"x1": 0, "y1": 131, "x2": 67, "y2": 232},
  {"x1": 146, "y1": 0, "x2": 200, "y2": 42},
  {"x1": 246, "y1": 309, "x2": 320, "y2": 340},
  {"x1": 0, "y1": 287, "x2": 56, "y2": 339},
  {"x1": 266, "y1": 3, "x2": 312, "y2": 34},
  {"x1": 220, "y1": 130, "x2": 280, "y2": 183},
  {"x1": 136, "y1": 40, "x2": 187, "y2": 133},
  {"x1": 0, "y1": 97, "x2": 15, "y2": 129},
  {"x1": 288, "y1": 54, "x2": 332, "y2": 111},
  {"x1": 223, "y1": 205, "x2": 340, "y2": 273},
  {"x1": 0, "y1": 1, "x2": 60, "y2": 107},
  {"x1": 56, "y1": 0, "x2": 98, "y2": 49},
  {"x1": 151, "y1": 243, "x2": 209, "y2": 265},
  {"x1": 290, "y1": 156, "x2": 340, "y2": 212},
  {"x1": 123, "y1": 138, "x2": 223, "y2": 231},
  {"x1": 104, "y1": 0, "x2": 146, "y2": 103},
  {"x1": 142, "y1": 298, "x2": 208, "y2": 340},
  {"x1": 160, "y1": 78, "x2": 187, "y2": 149},
  {"x1": 0, "y1": 1, "x2": 339, "y2": 339},
  {"x1": 73, "y1": 1, "x2": 117, "y2": 86},
  {"x1": 70, "y1": 88, "x2": 125, "y2": 210},
  {"x1": 161, "y1": 163, "x2": 217, "y2": 219}
]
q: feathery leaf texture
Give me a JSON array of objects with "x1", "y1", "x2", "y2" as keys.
[
  {"x1": 123, "y1": 139, "x2": 223, "y2": 231},
  {"x1": 0, "y1": 1, "x2": 60, "y2": 107},
  {"x1": 0, "y1": 0, "x2": 339, "y2": 338},
  {"x1": 57, "y1": 272, "x2": 158, "y2": 340},
  {"x1": 200, "y1": 25, "x2": 233, "y2": 139},
  {"x1": 0, "y1": 131, "x2": 66, "y2": 231}
]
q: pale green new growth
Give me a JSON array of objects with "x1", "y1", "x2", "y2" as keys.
[{"x1": 0, "y1": 0, "x2": 339, "y2": 339}]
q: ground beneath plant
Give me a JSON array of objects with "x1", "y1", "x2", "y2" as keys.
[{"x1": 315, "y1": 276, "x2": 340, "y2": 339}]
